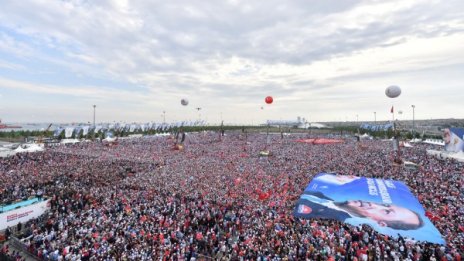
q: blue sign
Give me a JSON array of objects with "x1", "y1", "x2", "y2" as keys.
[
  {"x1": 360, "y1": 123, "x2": 393, "y2": 131},
  {"x1": 293, "y1": 173, "x2": 444, "y2": 244}
]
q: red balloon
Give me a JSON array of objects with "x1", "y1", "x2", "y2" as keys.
[{"x1": 265, "y1": 96, "x2": 273, "y2": 104}]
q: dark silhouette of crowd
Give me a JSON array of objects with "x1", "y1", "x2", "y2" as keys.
[
  {"x1": 1, "y1": 244, "x2": 26, "y2": 261},
  {"x1": 0, "y1": 132, "x2": 462, "y2": 260}
]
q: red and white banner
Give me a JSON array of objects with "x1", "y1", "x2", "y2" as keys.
[{"x1": 0, "y1": 200, "x2": 50, "y2": 230}]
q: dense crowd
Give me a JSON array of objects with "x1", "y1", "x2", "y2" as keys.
[{"x1": 0, "y1": 132, "x2": 463, "y2": 260}]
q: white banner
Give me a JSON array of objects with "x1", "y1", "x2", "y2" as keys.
[
  {"x1": 0, "y1": 200, "x2": 50, "y2": 231},
  {"x1": 82, "y1": 126, "x2": 90, "y2": 136},
  {"x1": 65, "y1": 127, "x2": 74, "y2": 138}
]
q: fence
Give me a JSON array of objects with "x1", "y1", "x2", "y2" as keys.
[{"x1": 7, "y1": 236, "x2": 39, "y2": 261}]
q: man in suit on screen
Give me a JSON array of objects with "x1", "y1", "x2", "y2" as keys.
[{"x1": 294, "y1": 191, "x2": 424, "y2": 231}]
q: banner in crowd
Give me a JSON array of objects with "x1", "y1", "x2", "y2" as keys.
[
  {"x1": 295, "y1": 138, "x2": 344, "y2": 145},
  {"x1": 444, "y1": 128, "x2": 464, "y2": 153},
  {"x1": 53, "y1": 127, "x2": 63, "y2": 137},
  {"x1": 293, "y1": 173, "x2": 444, "y2": 244},
  {"x1": 65, "y1": 127, "x2": 74, "y2": 138},
  {"x1": 82, "y1": 126, "x2": 90, "y2": 136},
  {"x1": 0, "y1": 200, "x2": 50, "y2": 231},
  {"x1": 360, "y1": 123, "x2": 393, "y2": 131}
]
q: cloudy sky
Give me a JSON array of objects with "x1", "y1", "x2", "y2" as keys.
[{"x1": 0, "y1": 0, "x2": 463, "y2": 124}]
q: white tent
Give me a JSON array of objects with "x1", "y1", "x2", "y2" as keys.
[
  {"x1": 402, "y1": 142, "x2": 413, "y2": 148},
  {"x1": 60, "y1": 139, "x2": 80, "y2": 144},
  {"x1": 14, "y1": 143, "x2": 44, "y2": 153},
  {"x1": 423, "y1": 139, "x2": 445, "y2": 146},
  {"x1": 360, "y1": 133, "x2": 373, "y2": 140}
]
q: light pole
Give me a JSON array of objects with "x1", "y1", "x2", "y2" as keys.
[
  {"x1": 411, "y1": 105, "x2": 415, "y2": 137},
  {"x1": 196, "y1": 107, "x2": 201, "y2": 120},
  {"x1": 162, "y1": 111, "x2": 166, "y2": 124},
  {"x1": 356, "y1": 114, "x2": 359, "y2": 124},
  {"x1": 93, "y1": 105, "x2": 96, "y2": 127},
  {"x1": 374, "y1": 112, "x2": 376, "y2": 124}
]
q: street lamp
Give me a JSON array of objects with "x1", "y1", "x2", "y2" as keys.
[
  {"x1": 196, "y1": 107, "x2": 201, "y2": 120},
  {"x1": 374, "y1": 112, "x2": 376, "y2": 124},
  {"x1": 411, "y1": 105, "x2": 415, "y2": 137},
  {"x1": 93, "y1": 105, "x2": 96, "y2": 127}
]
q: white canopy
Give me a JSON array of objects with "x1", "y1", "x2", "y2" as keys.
[{"x1": 14, "y1": 143, "x2": 44, "y2": 153}]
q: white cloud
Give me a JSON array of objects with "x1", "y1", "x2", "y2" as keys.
[
  {"x1": 0, "y1": 0, "x2": 463, "y2": 123},
  {"x1": 0, "y1": 60, "x2": 25, "y2": 70},
  {"x1": 0, "y1": 77, "x2": 150, "y2": 103},
  {"x1": 0, "y1": 32, "x2": 34, "y2": 57}
]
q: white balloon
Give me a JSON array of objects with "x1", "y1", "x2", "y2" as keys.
[
  {"x1": 385, "y1": 85, "x2": 401, "y2": 98},
  {"x1": 181, "y1": 98, "x2": 189, "y2": 106}
]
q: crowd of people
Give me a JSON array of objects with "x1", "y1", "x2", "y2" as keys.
[{"x1": 0, "y1": 131, "x2": 463, "y2": 260}]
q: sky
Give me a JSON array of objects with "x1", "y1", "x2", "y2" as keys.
[{"x1": 0, "y1": 0, "x2": 463, "y2": 124}]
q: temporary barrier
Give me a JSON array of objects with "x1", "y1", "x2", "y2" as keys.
[{"x1": 0, "y1": 200, "x2": 50, "y2": 231}]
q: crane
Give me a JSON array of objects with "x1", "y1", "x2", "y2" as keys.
[{"x1": 37, "y1": 123, "x2": 53, "y2": 144}]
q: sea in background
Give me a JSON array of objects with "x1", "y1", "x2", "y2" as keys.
[{"x1": 0, "y1": 123, "x2": 69, "y2": 132}]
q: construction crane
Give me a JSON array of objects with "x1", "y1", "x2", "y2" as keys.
[{"x1": 37, "y1": 123, "x2": 53, "y2": 144}]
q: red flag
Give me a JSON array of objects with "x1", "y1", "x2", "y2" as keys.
[
  {"x1": 425, "y1": 211, "x2": 433, "y2": 218},
  {"x1": 390, "y1": 106, "x2": 394, "y2": 113},
  {"x1": 258, "y1": 192, "x2": 270, "y2": 201}
]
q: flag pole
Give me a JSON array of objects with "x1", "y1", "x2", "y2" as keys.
[{"x1": 391, "y1": 105, "x2": 394, "y2": 122}]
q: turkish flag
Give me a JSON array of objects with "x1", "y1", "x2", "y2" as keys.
[
  {"x1": 258, "y1": 192, "x2": 270, "y2": 201},
  {"x1": 425, "y1": 211, "x2": 433, "y2": 218},
  {"x1": 459, "y1": 225, "x2": 464, "y2": 232},
  {"x1": 390, "y1": 106, "x2": 394, "y2": 113}
]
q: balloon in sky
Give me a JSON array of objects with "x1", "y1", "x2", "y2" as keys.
[
  {"x1": 181, "y1": 98, "x2": 189, "y2": 106},
  {"x1": 265, "y1": 96, "x2": 273, "y2": 104},
  {"x1": 385, "y1": 85, "x2": 401, "y2": 98}
]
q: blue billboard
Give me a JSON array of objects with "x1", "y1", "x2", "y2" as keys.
[
  {"x1": 360, "y1": 123, "x2": 393, "y2": 131},
  {"x1": 444, "y1": 128, "x2": 464, "y2": 153},
  {"x1": 293, "y1": 173, "x2": 444, "y2": 244}
]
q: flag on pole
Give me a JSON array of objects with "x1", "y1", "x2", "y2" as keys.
[{"x1": 390, "y1": 106, "x2": 394, "y2": 113}]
